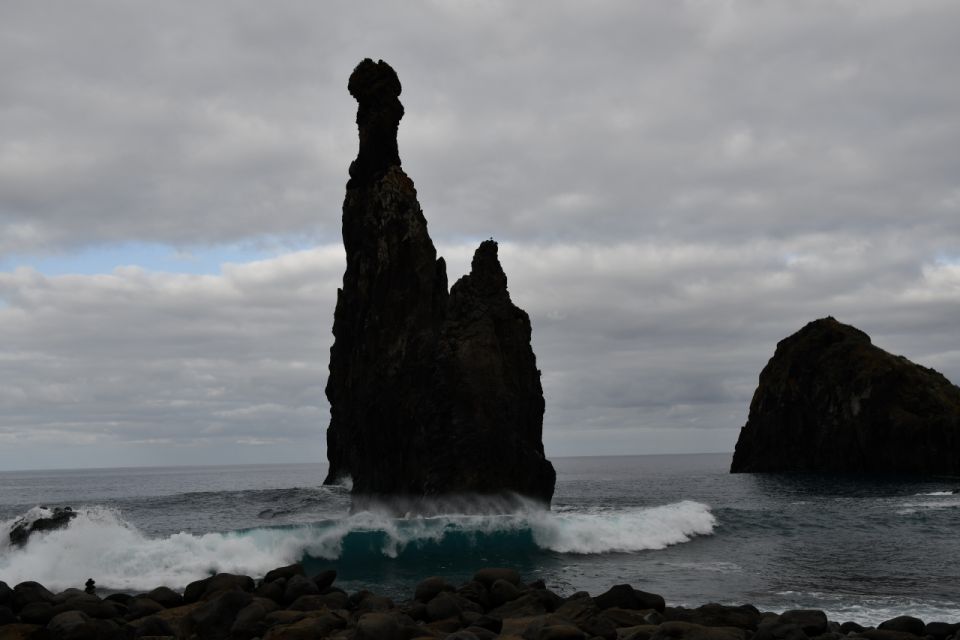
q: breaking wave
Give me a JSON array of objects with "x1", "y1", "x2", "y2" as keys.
[{"x1": 0, "y1": 501, "x2": 714, "y2": 592}]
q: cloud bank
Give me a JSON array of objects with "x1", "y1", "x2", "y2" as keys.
[{"x1": 1, "y1": 1, "x2": 959, "y2": 468}]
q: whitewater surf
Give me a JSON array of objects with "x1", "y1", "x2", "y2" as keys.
[{"x1": 0, "y1": 501, "x2": 715, "y2": 592}]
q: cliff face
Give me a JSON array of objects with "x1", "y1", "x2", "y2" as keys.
[
  {"x1": 731, "y1": 317, "x2": 960, "y2": 474},
  {"x1": 324, "y1": 59, "x2": 555, "y2": 505}
]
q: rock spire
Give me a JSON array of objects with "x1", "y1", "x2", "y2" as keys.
[{"x1": 324, "y1": 59, "x2": 555, "y2": 506}]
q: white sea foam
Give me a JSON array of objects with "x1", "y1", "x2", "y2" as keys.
[
  {"x1": 914, "y1": 491, "x2": 956, "y2": 496},
  {"x1": 528, "y1": 500, "x2": 715, "y2": 554},
  {"x1": 897, "y1": 494, "x2": 960, "y2": 514},
  {"x1": 0, "y1": 501, "x2": 715, "y2": 592}
]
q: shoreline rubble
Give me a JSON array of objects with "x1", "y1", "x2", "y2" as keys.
[{"x1": 1, "y1": 565, "x2": 957, "y2": 640}]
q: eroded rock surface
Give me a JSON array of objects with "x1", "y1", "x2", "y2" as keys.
[
  {"x1": 324, "y1": 58, "x2": 555, "y2": 505},
  {"x1": 731, "y1": 317, "x2": 960, "y2": 473}
]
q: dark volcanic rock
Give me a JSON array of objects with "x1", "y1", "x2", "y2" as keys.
[
  {"x1": 731, "y1": 317, "x2": 960, "y2": 473},
  {"x1": 8, "y1": 507, "x2": 76, "y2": 547},
  {"x1": 323, "y1": 58, "x2": 555, "y2": 505}
]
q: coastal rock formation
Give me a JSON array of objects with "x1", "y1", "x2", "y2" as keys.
[
  {"x1": 731, "y1": 317, "x2": 960, "y2": 473},
  {"x1": 324, "y1": 59, "x2": 555, "y2": 505},
  {"x1": 8, "y1": 507, "x2": 76, "y2": 547}
]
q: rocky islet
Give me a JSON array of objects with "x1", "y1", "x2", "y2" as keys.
[{"x1": 731, "y1": 317, "x2": 960, "y2": 474}]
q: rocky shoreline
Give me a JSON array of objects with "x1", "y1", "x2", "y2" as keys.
[{"x1": 1, "y1": 566, "x2": 957, "y2": 640}]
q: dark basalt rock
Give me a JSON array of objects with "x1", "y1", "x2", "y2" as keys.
[
  {"x1": 8, "y1": 507, "x2": 76, "y2": 547},
  {"x1": 324, "y1": 58, "x2": 555, "y2": 505},
  {"x1": 731, "y1": 317, "x2": 960, "y2": 473}
]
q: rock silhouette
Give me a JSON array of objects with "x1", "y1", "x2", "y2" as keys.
[
  {"x1": 324, "y1": 59, "x2": 555, "y2": 506},
  {"x1": 731, "y1": 317, "x2": 960, "y2": 473},
  {"x1": 8, "y1": 507, "x2": 76, "y2": 547}
]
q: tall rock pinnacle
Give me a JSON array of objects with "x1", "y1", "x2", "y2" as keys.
[{"x1": 324, "y1": 59, "x2": 556, "y2": 507}]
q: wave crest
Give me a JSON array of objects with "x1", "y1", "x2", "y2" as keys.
[{"x1": 0, "y1": 500, "x2": 715, "y2": 592}]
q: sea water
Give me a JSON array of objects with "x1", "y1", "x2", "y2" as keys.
[{"x1": 1, "y1": 454, "x2": 958, "y2": 624}]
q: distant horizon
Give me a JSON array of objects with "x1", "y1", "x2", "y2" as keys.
[{"x1": 0, "y1": 451, "x2": 735, "y2": 474}]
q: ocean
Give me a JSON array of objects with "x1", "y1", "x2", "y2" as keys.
[{"x1": 1, "y1": 454, "x2": 958, "y2": 625}]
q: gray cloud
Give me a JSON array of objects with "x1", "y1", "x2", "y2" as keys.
[
  {"x1": 1, "y1": 1, "x2": 959, "y2": 467},
  {"x1": 1, "y1": 235, "x2": 958, "y2": 468}
]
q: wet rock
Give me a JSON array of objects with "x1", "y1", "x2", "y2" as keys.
[
  {"x1": 527, "y1": 623, "x2": 588, "y2": 640},
  {"x1": 322, "y1": 58, "x2": 555, "y2": 505},
  {"x1": 491, "y1": 579, "x2": 524, "y2": 605},
  {"x1": 181, "y1": 589, "x2": 253, "y2": 640},
  {"x1": 665, "y1": 604, "x2": 761, "y2": 630},
  {"x1": 463, "y1": 624, "x2": 500, "y2": 640},
  {"x1": 104, "y1": 593, "x2": 132, "y2": 606},
  {"x1": 778, "y1": 610, "x2": 829, "y2": 636},
  {"x1": 287, "y1": 595, "x2": 329, "y2": 612},
  {"x1": 8, "y1": 507, "x2": 77, "y2": 547},
  {"x1": 132, "y1": 614, "x2": 176, "y2": 638},
  {"x1": 731, "y1": 317, "x2": 960, "y2": 473},
  {"x1": 500, "y1": 614, "x2": 553, "y2": 636},
  {"x1": 840, "y1": 622, "x2": 865, "y2": 634},
  {"x1": 12, "y1": 581, "x2": 56, "y2": 610},
  {"x1": 598, "y1": 607, "x2": 650, "y2": 628},
  {"x1": 415, "y1": 576, "x2": 455, "y2": 603},
  {"x1": 355, "y1": 611, "x2": 403, "y2": 640},
  {"x1": 264, "y1": 563, "x2": 305, "y2": 584},
  {"x1": 283, "y1": 574, "x2": 320, "y2": 604},
  {"x1": 143, "y1": 586, "x2": 182, "y2": 609},
  {"x1": 45, "y1": 610, "x2": 94, "y2": 639},
  {"x1": 472, "y1": 614, "x2": 504, "y2": 634},
  {"x1": 0, "y1": 605, "x2": 16, "y2": 625},
  {"x1": 317, "y1": 590, "x2": 349, "y2": 610},
  {"x1": 855, "y1": 630, "x2": 926, "y2": 640},
  {"x1": 124, "y1": 596, "x2": 166, "y2": 620},
  {"x1": 183, "y1": 573, "x2": 254, "y2": 603},
  {"x1": 925, "y1": 622, "x2": 960, "y2": 639},
  {"x1": 489, "y1": 592, "x2": 550, "y2": 619},
  {"x1": 262, "y1": 610, "x2": 348, "y2": 640},
  {"x1": 426, "y1": 591, "x2": 465, "y2": 622},
  {"x1": 312, "y1": 568, "x2": 337, "y2": 592},
  {"x1": 54, "y1": 596, "x2": 125, "y2": 620},
  {"x1": 619, "y1": 624, "x2": 663, "y2": 640},
  {"x1": 474, "y1": 568, "x2": 522, "y2": 589},
  {"x1": 878, "y1": 616, "x2": 925, "y2": 636},
  {"x1": 356, "y1": 593, "x2": 395, "y2": 613},
  {"x1": 255, "y1": 577, "x2": 286, "y2": 604},
  {"x1": 594, "y1": 585, "x2": 665, "y2": 613},
  {"x1": 230, "y1": 600, "x2": 271, "y2": 640},
  {"x1": 650, "y1": 621, "x2": 748, "y2": 640},
  {"x1": 18, "y1": 601, "x2": 56, "y2": 625},
  {"x1": 553, "y1": 596, "x2": 617, "y2": 639}
]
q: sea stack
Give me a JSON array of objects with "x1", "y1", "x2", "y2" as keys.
[
  {"x1": 731, "y1": 317, "x2": 960, "y2": 474},
  {"x1": 324, "y1": 59, "x2": 555, "y2": 506}
]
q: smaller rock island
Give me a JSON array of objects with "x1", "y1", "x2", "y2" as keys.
[
  {"x1": 323, "y1": 59, "x2": 555, "y2": 507},
  {"x1": 731, "y1": 317, "x2": 960, "y2": 474}
]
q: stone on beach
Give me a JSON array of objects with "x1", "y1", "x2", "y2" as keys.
[{"x1": 1, "y1": 565, "x2": 958, "y2": 639}]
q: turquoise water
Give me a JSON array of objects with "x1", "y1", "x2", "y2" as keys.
[{"x1": 1, "y1": 454, "x2": 959, "y2": 624}]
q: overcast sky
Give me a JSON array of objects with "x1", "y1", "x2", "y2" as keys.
[{"x1": 1, "y1": 1, "x2": 959, "y2": 470}]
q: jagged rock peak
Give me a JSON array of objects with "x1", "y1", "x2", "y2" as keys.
[
  {"x1": 324, "y1": 60, "x2": 555, "y2": 507},
  {"x1": 461, "y1": 239, "x2": 508, "y2": 295},
  {"x1": 731, "y1": 316, "x2": 960, "y2": 474},
  {"x1": 347, "y1": 58, "x2": 404, "y2": 185}
]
